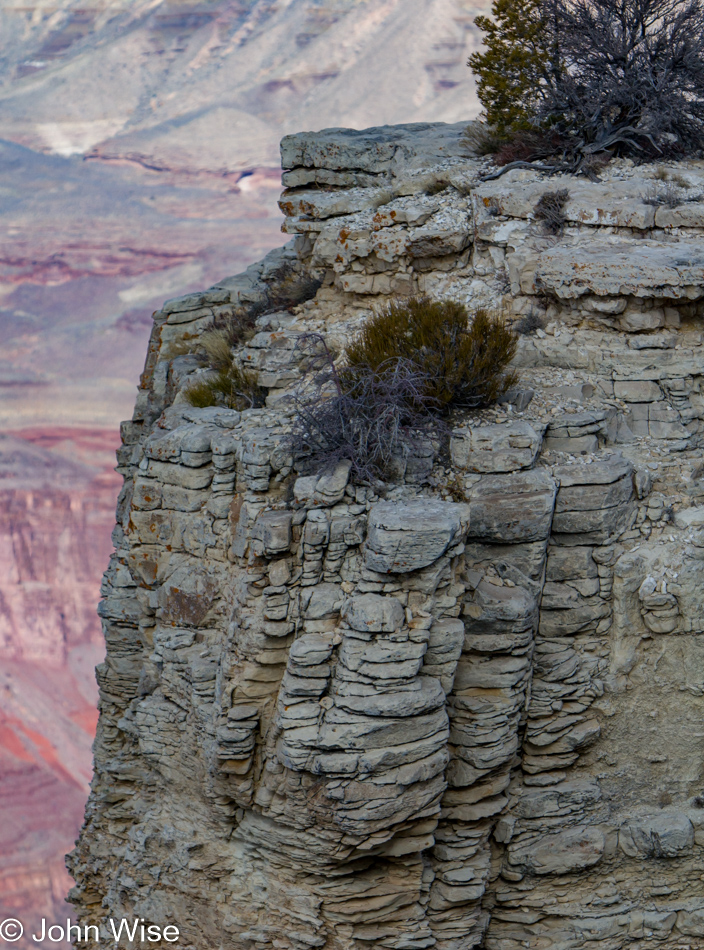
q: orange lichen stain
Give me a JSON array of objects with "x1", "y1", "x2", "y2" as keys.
[
  {"x1": 335, "y1": 254, "x2": 344, "y2": 263},
  {"x1": 390, "y1": 210, "x2": 397, "y2": 218},
  {"x1": 339, "y1": 228, "x2": 350, "y2": 242}
]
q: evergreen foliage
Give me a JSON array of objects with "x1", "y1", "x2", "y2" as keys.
[
  {"x1": 346, "y1": 297, "x2": 517, "y2": 410},
  {"x1": 470, "y1": 0, "x2": 704, "y2": 161},
  {"x1": 468, "y1": 0, "x2": 554, "y2": 140}
]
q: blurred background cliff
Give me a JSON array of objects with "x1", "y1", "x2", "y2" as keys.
[{"x1": 0, "y1": 0, "x2": 483, "y2": 924}]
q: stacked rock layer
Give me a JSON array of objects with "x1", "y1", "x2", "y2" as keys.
[{"x1": 70, "y1": 122, "x2": 704, "y2": 950}]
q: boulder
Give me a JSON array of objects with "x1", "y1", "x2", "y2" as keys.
[
  {"x1": 451, "y1": 421, "x2": 542, "y2": 473},
  {"x1": 365, "y1": 499, "x2": 470, "y2": 573},
  {"x1": 619, "y1": 813, "x2": 694, "y2": 858},
  {"x1": 251, "y1": 510, "x2": 293, "y2": 557},
  {"x1": 507, "y1": 826, "x2": 605, "y2": 875},
  {"x1": 342, "y1": 593, "x2": 405, "y2": 633},
  {"x1": 468, "y1": 470, "x2": 557, "y2": 543}
]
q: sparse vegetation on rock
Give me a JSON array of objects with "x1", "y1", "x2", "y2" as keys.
[
  {"x1": 470, "y1": 0, "x2": 704, "y2": 171},
  {"x1": 289, "y1": 334, "x2": 441, "y2": 484},
  {"x1": 289, "y1": 299, "x2": 517, "y2": 482},
  {"x1": 346, "y1": 297, "x2": 517, "y2": 411},
  {"x1": 534, "y1": 188, "x2": 570, "y2": 234},
  {"x1": 184, "y1": 329, "x2": 265, "y2": 410}
]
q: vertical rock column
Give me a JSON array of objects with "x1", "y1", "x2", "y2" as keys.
[
  {"x1": 427, "y1": 469, "x2": 558, "y2": 949},
  {"x1": 489, "y1": 459, "x2": 637, "y2": 946}
]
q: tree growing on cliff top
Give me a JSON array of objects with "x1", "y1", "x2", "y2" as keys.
[
  {"x1": 468, "y1": 0, "x2": 557, "y2": 140},
  {"x1": 470, "y1": 0, "x2": 704, "y2": 165}
]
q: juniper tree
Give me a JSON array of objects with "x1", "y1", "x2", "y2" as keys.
[
  {"x1": 470, "y1": 0, "x2": 704, "y2": 160},
  {"x1": 541, "y1": 0, "x2": 704, "y2": 156},
  {"x1": 468, "y1": 0, "x2": 557, "y2": 139}
]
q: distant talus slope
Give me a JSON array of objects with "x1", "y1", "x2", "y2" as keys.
[{"x1": 70, "y1": 122, "x2": 704, "y2": 950}]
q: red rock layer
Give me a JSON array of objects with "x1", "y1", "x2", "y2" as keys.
[{"x1": 0, "y1": 429, "x2": 119, "y2": 929}]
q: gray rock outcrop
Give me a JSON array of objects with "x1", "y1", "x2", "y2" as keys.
[{"x1": 69, "y1": 121, "x2": 704, "y2": 950}]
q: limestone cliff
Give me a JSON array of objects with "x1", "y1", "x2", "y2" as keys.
[{"x1": 70, "y1": 122, "x2": 704, "y2": 950}]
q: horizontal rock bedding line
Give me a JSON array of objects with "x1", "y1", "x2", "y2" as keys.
[{"x1": 71, "y1": 121, "x2": 704, "y2": 950}]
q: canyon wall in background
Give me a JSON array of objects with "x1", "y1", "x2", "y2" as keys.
[
  {"x1": 0, "y1": 0, "x2": 484, "y2": 919},
  {"x1": 0, "y1": 429, "x2": 118, "y2": 932}
]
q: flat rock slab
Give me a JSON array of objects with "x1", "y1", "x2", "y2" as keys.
[
  {"x1": 281, "y1": 121, "x2": 471, "y2": 175},
  {"x1": 554, "y1": 458, "x2": 633, "y2": 487},
  {"x1": 475, "y1": 177, "x2": 657, "y2": 230},
  {"x1": 508, "y1": 826, "x2": 605, "y2": 875},
  {"x1": 365, "y1": 499, "x2": 470, "y2": 573},
  {"x1": 451, "y1": 421, "x2": 543, "y2": 473},
  {"x1": 468, "y1": 470, "x2": 557, "y2": 543},
  {"x1": 533, "y1": 239, "x2": 704, "y2": 300}
]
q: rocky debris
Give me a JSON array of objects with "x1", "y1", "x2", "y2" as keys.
[
  {"x1": 638, "y1": 575, "x2": 680, "y2": 633},
  {"x1": 71, "y1": 122, "x2": 704, "y2": 950}
]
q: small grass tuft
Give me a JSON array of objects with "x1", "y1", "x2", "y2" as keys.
[
  {"x1": 183, "y1": 329, "x2": 265, "y2": 410},
  {"x1": 642, "y1": 181, "x2": 687, "y2": 208},
  {"x1": 513, "y1": 312, "x2": 545, "y2": 335}
]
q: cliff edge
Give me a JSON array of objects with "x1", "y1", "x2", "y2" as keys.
[{"x1": 69, "y1": 121, "x2": 704, "y2": 950}]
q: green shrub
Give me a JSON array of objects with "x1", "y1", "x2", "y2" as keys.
[
  {"x1": 345, "y1": 297, "x2": 517, "y2": 411},
  {"x1": 184, "y1": 330, "x2": 265, "y2": 410}
]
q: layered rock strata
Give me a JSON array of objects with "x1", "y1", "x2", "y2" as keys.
[{"x1": 70, "y1": 122, "x2": 704, "y2": 950}]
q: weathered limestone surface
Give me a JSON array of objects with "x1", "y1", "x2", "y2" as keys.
[{"x1": 70, "y1": 122, "x2": 704, "y2": 950}]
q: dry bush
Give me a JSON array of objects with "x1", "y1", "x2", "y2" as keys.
[
  {"x1": 641, "y1": 181, "x2": 687, "y2": 208},
  {"x1": 346, "y1": 297, "x2": 518, "y2": 411},
  {"x1": 288, "y1": 299, "x2": 518, "y2": 483},
  {"x1": 513, "y1": 312, "x2": 545, "y2": 335},
  {"x1": 214, "y1": 307, "x2": 258, "y2": 348},
  {"x1": 426, "y1": 178, "x2": 451, "y2": 195},
  {"x1": 213, "y1": 265, "x2": 322, "y2": 346},
  {"x1": 534, "y1": 189, "x2": 570, "y2": 235},
  {"x1": 266, "y1": 272, "x2": 322, "y2": 311},
  {"x1": 288, "y1": 334, "x2": 442, "y2": 484},
  {"x1": 471, "y1": 0, "x2": 704, "y2": 171},
  {"x1": 459, "y1": 122, "x2": 503, "y2": 157}
]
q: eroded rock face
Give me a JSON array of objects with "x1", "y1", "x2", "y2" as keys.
[{"x1": 70, "y1": 123, "x2": 704, "y2": 950}]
